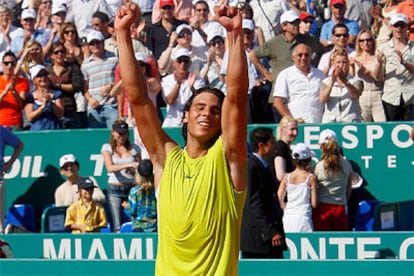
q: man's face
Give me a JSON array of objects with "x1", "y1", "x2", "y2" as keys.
[
  {"x1": 392, "y1": 21, "x2": 408, "y2": 40},
  {"x1": 88, "y1": 40, "x2": 104, "y2": 56},
  {"x1": 173, "y1": 55, "x2": 191, "y2": 73},
  {"x1": 194, "y1": 3, "x2": 209, "y2": 21},
  {"x1": 0, "y1": 11, "x2": 11, "y2": 26},
  {"x1": 261, "y1": 136, "x2": 276, "y2": 159},
  {"x1": 282, "y1": 19, "x2": 300, "y2": 36},
  {"x1": 92, "y1": 17, "x2": 107, "y2": 33},
  {"x1": 243, "y1": 28, "x2": 254, "y2": 44},
  {"x1": 2, "y1": 56, "x2": 16, "y2": 75},
  {"x1": 60, "y1": 162, "x2": 79, "y2": 178},
  {"x1": 52, "y1": 12, "x2": 66, "y2": 24},
  {"x1": 332, "y1": 26, "x2": 348, "y2": 48},
  {"x1": 161, "y1": 5, "x2": 174, "y2": 20},
  {"x1": 331, "y1": 3, "x2": 345, "y2": 20},
  {"x1": 293, "y1": 45, "x2": 311, "y2": 72},
  {"x1": 21, "y1": 17, "x2": 35, "y2": 31}
]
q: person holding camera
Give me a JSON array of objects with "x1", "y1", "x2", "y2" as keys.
[{"x1": 101, "y1": 120, "x2": 141, "y2": 232}]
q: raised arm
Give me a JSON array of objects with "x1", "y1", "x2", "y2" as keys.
[
  {"x1": 115, "y1": 3, "x2": 176, "y2": 185},
  {"x1": 215, "y1": 6, "x2": 248, "y2": 191}
]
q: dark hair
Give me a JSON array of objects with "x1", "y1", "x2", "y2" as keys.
[
  {"x1": 238, "y1": 3, "x2": 254, "y2": 19},
  {"x1": 109, "y1": 119, "x2": 132, "y2": 151},
  {"x1": 194, "y1": 0, "x2": 209, "y2": 10},
  {"x1": 92, "y1": 11, "x2": 109, "y2": 23},
  {"x1": 181, "y1": 87, "x2": 225, "y2": 143},
  {"x1": 2, "y1": 50, "x2": 16, "y2": 62},
  {"x1": 249, "y1": 127, "x2": 274, "y2": 153},
  {"x1": 294, "y1": 158, "x2": 311, "y2": 169},
  {"x1": 332, "y1": 23, "x2": 349, "y2": 35}
]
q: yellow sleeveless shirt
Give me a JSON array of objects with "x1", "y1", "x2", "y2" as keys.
[{"x1": 155, "y1": 137, "x2": 246, "y2": 276}]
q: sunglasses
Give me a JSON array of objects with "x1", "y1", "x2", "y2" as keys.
[
  {"x1": 196, "y1": 8, "x2": 208, "y2": 12},
  {"x1": 393, "y1": 22, "x2": 407, "y2": 28},
  {"x1": 36, "y1": 71, "x2": 48, "y2": 78},
  {"x1": 297, "y1": 53, "x2": 310, "y2": 58},
  {"x1": 23, "y1": 18, "x2": 35, "y2": 22},
  {"x1": 334, "y1": 33, "x2": 349, "y2": 38},
  {"x1": 209, "y1": 40, "x2": 224, "y2": 47},
  {"x1": 62, "y1": 162, "x2": 76, "y2": 170},
  {"x1": 359, "y1": 38, "x2": 372, "y2": 43},
  {"x1": 178, "y1": 31, "x2": 192, "y2": 38},
  {"x1": 53, "y1": 49, "x2": 66, "y2": 55},
  {"x1": 288, "y1": 19, "x2": 300, "y2": 25},
  {"x1": 3, "y1": 61, "x2": 15, "y2": 66},
  {"x1": 64, "y1": 29, "x2": 75, "y2": 35},
  {"x1": 88, "y1": 40, "x2": 101, "y2": 46},
  {"x1": 161, "y1": 5, "x2": 173, "y2": 10},
  {"x1": 176, "y1": 57, "x2": 191, "y2": 64}
]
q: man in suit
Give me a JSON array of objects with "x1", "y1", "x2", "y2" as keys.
[{"x1": 241, "y1": 127, "x2": 287, "y2": 258}]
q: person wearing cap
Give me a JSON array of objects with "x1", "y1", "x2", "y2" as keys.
[
  {"x1": 0, "y1": 126, "x2": 23, "y2": 233},
  {"x1": 396, "y1": 0, "x2": 414, "y2": 41},
  {"x1": 81, "y1": 29, "x2": 119, "y2": 129},
  {"x1": 319, "y1": 0, "x2": 360, "y2": 48},
  {"x1": 377, "y1": 13, "x2": 414, "y2": 121},
  {"x1": 0, "y1": 50, "x2": 30, "y2": 130},
  {"x1": 238, "y1": 3, "x2": 265, "y2": 46},
  {"x1": 24, "y1": 64, "x2": 64, "y2": 130},
  {"x1": 249, "y1": 10, "x2": 323, "y2": 122},
  {"x1": 55, "y1": 153, "x2": 106, "y2": 207},
  {"x1": 101, "y1": 120, "x2": 141, "y2": 232},
  {"x1": 64, "y1": 177, "x2": 108, "y2": 233},
  {"x1": 161, "y1": 47, "x2": 206, "y2": 127},
  {"x1": 122, "y1": 159, "x2": 157, "y2": 232},
  {"x1": 35, "y1": 0, "x2": 52, "y2": 31},
  {"x1": 313, "y1": 129, "x2": 353, "y2": 231},
  {"x1": 199, "y1": 29, "x2": 226, "y2": 91},
  {"x1": 151, "y1": 0, "x2": 193, "y2": 25},
  {"x1": 241, "y1": 127, "x2": 287, "y2": 259},
  {"x1": 0, "y1": 5, "x2": 21, "y2": 51},
  {"x1": 273, "y1": 43, "x2": 325, "y2": 123},
  {"x1": 116, "y1": 3, "x2": 248, "y2": 274},
  {"x1": 41, "y1": 3, "x2": 68, "y2": 55},
  {"x1": 277, "y1": 142, "x2": 317, "y2": 232},
  {"x1": 298, "y1": 12, "x2": 316, "y2": 36},
  {"x1": 158, "y1": 23, "x2": 207, "y2": 76},
  {"x1": 146, "y1": 0, "x2": 187, "y2": 60},
  {"x1": 65, "y1": 0, "x2": 113, "y2": 38}
]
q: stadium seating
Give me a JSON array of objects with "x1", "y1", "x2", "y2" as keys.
[
  {"x1": 119, "y1": 222, "x2": 133, "y2": 233},
  {"x1": 41, "y1": 205, "x2": 70, "y2": 233},
  {"x1": 5, "y1": 204, "x2": 36, "y2": 233},
  {"x1": 353, "y1": 200, "x2": 382, "y2": 231}
]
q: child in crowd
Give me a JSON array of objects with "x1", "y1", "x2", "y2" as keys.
[
  {"x1": 122, "y1": 159, "x2": 157, "y2": 232},
  {"x1": 277, "y1": 143, "x2": 318, "y2": 232},
  {"x1": 64, "y1": 177, "x2": 107, "y2": 233}
]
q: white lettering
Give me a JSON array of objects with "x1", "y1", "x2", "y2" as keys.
[
  {"x1": 388, "y1": 155, "x2": 397, "y2": 168},
  {"x1": 285, "y1": 238, "x2": 297, "y2": 259},
  {"x1": 303, "y1": 126, "x2": 321, "y2": 150},
  {"x1": 88, "y1": 238, "x2": 107, "y2": 259},
  {"x1": 342, "y1": 126, "x2": 358, "y2": 149},
  {"x1": 4, "y1": 157, "x2": 20, "y2": 178},
  {"x1": 399, "y1": 237, "x2": 414, "y2": 260},
  {"x1": 90, "y1": 154, "x2": 104, "y2": 176},
  {"x1": 329, "y1": 238, "x2": 354, "y2": 259},
  {"x1": 391, "y1": 125, "x2": 413, "y2": 148},
  {"x1": 357, "y1": 238, "x2": 381, "y2": 259},
  {"x1": 75, "y1": 238, "x2": 82, "y2": 259},
  {"x1": 146, "y1": 238, "x2": 154, "y2": 259},
  {"x1": 113, "y1": 238, "x2": 143, "y2": 260},
  {"x1": 301, "y1": 238, "x2": 325, "y2": 260},
  {"x1": 43, "y1": 238, "x2": 71, "y2": 259},
  {"x1": 32, "y1": 156, "x2": 46, "y2": 177},
  {"x1": 21, "y1": 156, "x2": 32, "y2": 178},
  {"x1": 366, "y1": 125, "x2": 383, "y2": 149},
  {"x1": 361, "y1": 156, "x2": 373, "y2": 169}
]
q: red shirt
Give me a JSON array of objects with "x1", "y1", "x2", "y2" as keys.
[
  {"x1": 0, "y1": 75, "x2": 30, "y2": 126},
  {"x1": 397, "y1": 0, "x2": 414, "y2": 41}
]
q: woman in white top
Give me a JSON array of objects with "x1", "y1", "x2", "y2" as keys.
[{"x1": 102, "y1": 120, "x2": 141, "y2": 232}]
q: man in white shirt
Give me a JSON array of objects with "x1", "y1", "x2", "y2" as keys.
[{"x1": 273, "y1": 43, "x2": 325, "y2": 123}]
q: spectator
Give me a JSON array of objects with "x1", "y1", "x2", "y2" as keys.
[
  {"x1": 64, "y1": 177, "x2": 108, "y2": 233},
  {"x1": 377, "y1": 13, "x2": 414, "y2": 121},
  {"x1": 101, "y1": 120, "x2": 141, "y2": 232},
  {"x1": 65, "y1": 0, "x2": 113, "y2": 38},
  {"x1": 277, "y1": 143, "x2": 317, "y2": 232},
  {"x1": 320, "y1": 49, "x2": 362, "y2": 123},
  {"x1": 313, "y1": 129, "x2": 353, "y2": 231},
  {"x1": 55, "y1": 153, "x2": 106, "y2": 207},
  {"x1": 59, "y1": 22, "x2": 84, "y2": 66},
  {"x1": 92, "y1": 11, "x2": 111, "y2": 40},
  {"x1": 318, "y1": 23, "x2": 354, "y2": 76},
  {"x1": 298, "y1": 12, "x2": 315, "y2": 36},
  {"x1": 24, "y1": 64, "x2": 64, "y2": 130},
  {"x1": 41, "y1": 3, "x2": 68, "y2": 56},
  {"x1": 319, "y1": 0, "x2": 360, "y2": 48},
  {"x1": 81, "y1": 30, "x2": 119, "y2": 128},
  {"x1": 248, "y1": 0, "x2": 289, "y2": 42},
  {"x1": 352, "y1": 29, "x2": 386, "y2": 122},
  {"x1": 116, "y1": 3, "x2": 248, "y2": 274},
  {"x1": 0, "y1": 51, "x2": 29, "y2": 130},
  {"x1": 273, "y1": 43, "x2": 325, "y2": 123},
  {"x1": 238, "y1": 3, "x2": 265, "y2": 46},
  {"x1": 397, "y1": 0, "x2": 414, "y2": 41},
  {"x1": 241, "y1": 127, "x2": 287, "y2": 259},
  {"x1": 371, "y1": 0, "x2": 399, "y2": 45},
  {"x1": 199, "y1": 29, "x2": 225, "y2": 91},
  {"x1": 122, "y1": 159, "x2": 157, "y2": 232},
  {"x1": 0, "y1": 5, "x2": 20, "y2": 54},
  {"x1": 151, "y1": 0, "x2": 193, "y2": 24},
  {"x1": 15, "y1": 39, "x2": 45, "y2": 86},
  {"x1": 34, "y1": 0, "x2": 52, "y2": 31},
  {"x1": 0, "y1": 126, "x2": 23, "y2": 233},
  {"x1": 146, "y1": 0, "x2": 187, "y2": 60},
  {"x1": 344, "y1": 0, "x2": 377, "y2": 31},
  {"x1": 47, "y1": 41, "x2": 84, "y2": 129},
  {"x1": 161, "y1": 48, "x2": 205, "y2": 127},
  {"x1": 157, "y1": 23, "x2": 206, "y2": 76},
  {"x1": 271, "y1": 115, "x2": 298, "y2": 185}
]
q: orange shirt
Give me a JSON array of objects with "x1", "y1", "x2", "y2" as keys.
[
  {"x1": 397, "y1": 0, "x2": 414, "y2": 41},
  {"x1": 0, "y1": 75, "x2": 30, "y2": 126}
]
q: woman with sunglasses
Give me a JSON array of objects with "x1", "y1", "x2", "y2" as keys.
[
  {"x1": 59, "y1": 22, "x2": 85, "y2": 66},
  {"x1": 24, "y1": 64, "x2": 64, "y2": 130},
  {"x1": 351, "y1": 29, "x2": 386, "y2": 122},
  {"x1": 47, "y1": 41, "x2": 84, "y2": 129}
]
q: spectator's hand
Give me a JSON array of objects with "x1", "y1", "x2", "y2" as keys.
[
  {"x1": 295, "y1": 117, "x2": 305, "y2": 123},
  {"x1": 169, "y1": 31, "x2": 178, "y2": 47},
  {"x1": 214, "y1": 4, "x2": 241, "y2": 32},
  {"x1": 331, "y1": 67, "x2": 339, "y2": 83},
  {"x1": 88, "y1": 97, "x2": 100, "y2": 109},
  {"x1": 121, "y1": 201, "x2": 128, "y2": 208},
  {"x1": 100, "y1": 84, "x2": 112, "y2": 97},
  {"x1": 115, "y1": 3, "x2": 141, "y2": 32},
  {"x1": 79, "y1": 224, "x2": 87, "y2": 233},
  {"x1": 271, "y1": 233, "x2": 284, "y2": 247},
  {"x1": 376, "y1": 50, "x2": 384, "y2": 63},
  {"x1": 188, "y1": 71, "x2": 198, "y2": 88}
]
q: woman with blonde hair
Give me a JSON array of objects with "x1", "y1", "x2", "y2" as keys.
[
  {"x1": 15, "y1": 40, "x2": 45, "y2": 82},
  {"x1": 272, "y1": 116, "x2": 298, "y2": 184},
  {"x1": 313, "y1": 130, "x2": 352, "y2": 231},
  {"x1": 352, "y1": 29, "x2": 386, "y2": 122}
]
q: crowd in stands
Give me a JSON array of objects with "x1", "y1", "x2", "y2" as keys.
[{"x1": 0, "y1": 0, "x2": 413, "y2": 240}]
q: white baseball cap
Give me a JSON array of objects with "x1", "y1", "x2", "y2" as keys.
[
  {"x1": 242, "y1": 19, "x2": 255, "y2": 31},
  {"x1": 390, "y1": 13, "x2": 408, "y2": 26},
  {"x1": 280, "y1": 10, "x2": 299, "y2": 24},
  {"x1": 29, "y1": 64, "x2": 47, "y2": 79},
  {"x1": 21, "y1": 8, "x2": 36, "y2": 20},
  {"x1": 176, "y1": 24, "x2": 192, "y2": 35},
  {"x1": 172, "y1": 48, "x2": 192, "y2": 60},
  {"x1": 52, "y1": 4, "x2": 67, "y2": 15},
  {"x1": 291, "y1": 143, "x2": 312, "y2": 160},
  {"x1": 86, "y1": 30, "x2": 104, "y2": 44},
  {"x1": 135, "y1": 52, "x2": 148, "y2": 63},
  {"x1": 318, "y1": 129, "x2": 337, "y2": 144},
  {"x1": 207, "y1": 29, "x2": 224, "y2": 43},
  {"x1": 59, "y1": 154, "x2": 77, "y2": 168}
]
